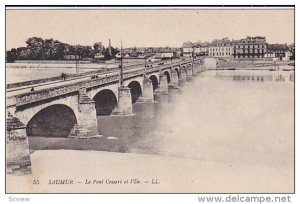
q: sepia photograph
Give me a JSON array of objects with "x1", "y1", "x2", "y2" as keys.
[{"x1": 5, "y1": 5, "x2": 295, "y2": 194}]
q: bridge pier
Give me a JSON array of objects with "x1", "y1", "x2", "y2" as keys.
[
  {"x1": 170, "y1": 70, "x2": 179, "y2": 87},
  {"x1": 6, "y1": 113, "x2": 32, "y2": 175},
  {"x1": 137, "y1": 77, "x2": 154, "y2": 103},
  {"x1": 192, "y1": 63, "x2": 199, "y2": 76},
  {"x1": 111, "y1": 86, "x2": 133, "y2": 115},
  {"x1": 199, "y1": 63, "x2": 204, "y2": 72},
  {"x1": 187, "y1": 67, "x2": 193, "y2": 81},
  {"x1": 69, "y1": 88, "x2": 101, "y2": 139},
  {"x1": 179, "y1": 69, "x2": 187, "y2": 83},
  {"x1": 202, "y1": 63, "x2": 207, "y2": 72},
  {"x1": 157, "y1": 75, "x2": 169, "y2": 94}
]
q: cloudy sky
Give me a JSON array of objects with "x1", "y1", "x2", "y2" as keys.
[{"x1": 6, "y1": 7, "x2": 294, "y2": 50}]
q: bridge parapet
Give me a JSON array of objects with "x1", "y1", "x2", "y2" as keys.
[
  {"x1": 124, "y1": 69, "x2": 144, "y2": 79},
  {"x1": 10, "y1": 74, "x2": 119, "y2": 107}
]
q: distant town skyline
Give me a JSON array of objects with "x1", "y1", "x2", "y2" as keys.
[{"x1": 6, "y1": 8, "x2": 294, "y2": 50}]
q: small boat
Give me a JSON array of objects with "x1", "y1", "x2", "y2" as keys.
[
  {"x1": 269, "y1": 68, "x2": 276, "y2": 71},
  {"x1": 227, "y1": 68, "x2": 236, "y2": 70}
]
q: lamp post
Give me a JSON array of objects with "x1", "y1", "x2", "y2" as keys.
[
  {"x1": 113, "y1": 39, "x2": 134, "y2": 116},
  {"x1": 119, "y1": 39, "x2": 124, "y2": 86},
  {"x1": 75, "y1": 54, "x2": 79, "y2": 75},
  {"x1": 144, "y1": 57, "x2": 147, "y2": 80},
  {"x1": 75, "y1": 46, "x2": 79, "y2": 75},
  {"x1": 192, "y1": 49, "x2": 195, "y2": 70}
]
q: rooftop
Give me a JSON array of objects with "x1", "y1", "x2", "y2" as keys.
[{"x1": 267, "y1": 43, "x2": 289, "y2": 50}]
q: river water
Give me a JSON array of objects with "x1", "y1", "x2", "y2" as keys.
[
  {"x1": 26, "y1": 68, "x2": 294, "y2": 171},
  {"x1": 6, "y1": 67, "x2": 101, "y2": 84}
]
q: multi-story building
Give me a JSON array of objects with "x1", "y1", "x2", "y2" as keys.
[
  {"x1": 263, "y1": 51, "x2": 276, "y2": 61},
  {"x1": 232, "y1": 36, "x2": 267, "y2": 59},
  {"x1": 290, "y1": 43, "x2": 295, "y2": 54},
  {"x1": 160, "y1": 52, "x2": 174, "y2": 58},
  {"x1": 266, "y1": 43, "x2": 290, "y2": 61},
  {"x1": 193, "y1": 47, "x2": 208, "y2": 56},
  {"x1": 182, "y1": 47, "x2": 194, "y2": 57},
  {"x1": 194, "y1": 47, "x2": 201, "y2": 55},
  {"x1": 175, "y1": 50, "x2": 182, "y2": 57},
  {"x1": 290, "y1": 43, "x2": 295, "y2": 60},
  {"x1": 208, "y1": 38, "x2": 233, "y2": 59}
]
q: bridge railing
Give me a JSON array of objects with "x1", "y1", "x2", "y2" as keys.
[{"x1": 11, "y1": 73, "x2": 120, "y2": 106}]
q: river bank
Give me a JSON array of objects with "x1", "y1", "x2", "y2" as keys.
[{"x1": 6, "y1": 149, "x2": 294, "y2": 193}]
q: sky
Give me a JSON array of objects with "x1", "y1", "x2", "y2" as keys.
[{"x1": 6, "y1": 8, "x2": 294, "y2": 50}]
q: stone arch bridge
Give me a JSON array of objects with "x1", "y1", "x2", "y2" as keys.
[{"x1": 6, "y1": 57, "x2": 215, "y2": 175}]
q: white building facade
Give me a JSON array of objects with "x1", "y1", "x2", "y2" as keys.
[
  {"x1": 182, "y1": 47, "x2": 194, "y2": 57},
  {"x1": 161, "y1": 52, "x2": 174, "y2": 58},
  {"x1": 208, "y1": 46, "x2": 233, "y2": 59}
]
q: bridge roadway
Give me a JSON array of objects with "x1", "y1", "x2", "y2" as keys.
[{"x1": 6, "y1": 58, "x2": 182, "y2": 97}]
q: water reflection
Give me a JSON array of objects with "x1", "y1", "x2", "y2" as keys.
[
  {"x1": 215, "y1": 67, "x2": 294, "y2": 83},
  {"x1": 7, "y1": 68, "x2": 101, "y2": 84}
]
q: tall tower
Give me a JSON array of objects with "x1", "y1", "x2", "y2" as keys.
[{"x1": 108, "y1": 39, "x2": 112, "y2": 56}]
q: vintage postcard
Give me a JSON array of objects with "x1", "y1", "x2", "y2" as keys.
[{"x1": 5, "y1": 6, "x2": 295, "y2": 194}]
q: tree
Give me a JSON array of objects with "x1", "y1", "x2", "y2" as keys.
[
  {"x1": 16, "y1": 47, "x2": 30, "y2": 60},
  {"x1": 53, "y1": 42, "x2": 68, "y2": 60},
  {"x1": 25, "y1": 37, "x2": 45, "y2": 60},
  {"x1": 6, "y1": 36, "x2": 118, "y2": 62},
  {"x1": 43, "y1": 38, "x2": 55, "y2": 60},
  {"x1": 104, "y1": 46, "x2": 119, "y2": 60},
  {"x1": 6, "y1": 48, "x2": 17, "y2": 62},
  {"x1": 183, "y1": 41, "x2": 193, "y2": 48},
  {"x1": 111, "y1": 46, "x2": 119, "y2": 56},
  {"x1": 74, "y1": 45, "x2": 84, "y2": 60},
  {"x1": 131, "y1": 47, "x2": 138, "y2": 57},
  {"x1": 93, "y1": 42, "x2": 105, "y2": 55},
  {"x1": 72, "y1": 45, "x2": 93, "y2": 59},
  {"x1": 82, "y1": 46, "x2": 93, "y2": 58}
]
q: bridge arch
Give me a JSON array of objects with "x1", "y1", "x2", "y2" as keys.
[
  {"x1": 149, "y1": 75, "x2": 159, "y2": 91},
  {"x1": 175, "y1": 68, "x2": 180, "y2": 78},
  {"x1": 182, "y1": 65, "x2": 188, "y2": 74},
  {"x1": 128, "y1": 81, "x2": 142, "y2": 103},
  {"x1": 93, "y1": 89, "x2": 118, "y2": 115},
  {"x1": 163, "y1": 71, "x2": 171, "y2": 83},
  {"x1": 26, "y1": 104, "x2": 77, "y2": 137}
]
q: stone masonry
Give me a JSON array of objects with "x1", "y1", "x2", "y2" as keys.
[
  {"x1": 68, "y1": 88, "x2": 102, "y2": 139},
  {"x1": 6, "y1": 113, "x2": 32, "y2": 175}
]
